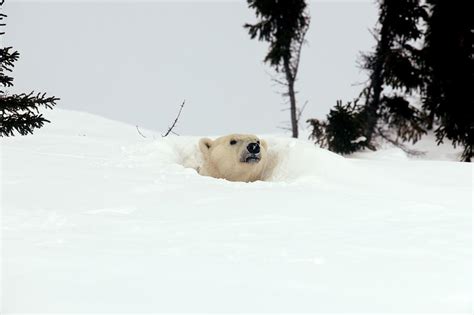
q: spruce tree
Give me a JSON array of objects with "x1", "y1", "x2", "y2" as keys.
[
  {"x1": 0, "y1": 0, "x2": 58, "y2": 137},
  {"x1": 422, "y1": 0, "x2": 474, "y2": 162},
  {"x1": 245, "y1": 0, "x2": 310, "y2": 138},
  {"x1": 309, "y1": 0, "x2": 428, "y2": 155},
  {"x1": 359, "y1": 0, "x2": 427, "y2": 147},
  {"x1": 308, "y1": 0, "x2": 473, "y2": 161},
  {"x1": 308, "y1": 100, "x2": 366, "y2": 154}
]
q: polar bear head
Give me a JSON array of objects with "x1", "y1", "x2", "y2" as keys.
[{"x1": 198, "y1": 134, "x2": 268, "y2": 182}]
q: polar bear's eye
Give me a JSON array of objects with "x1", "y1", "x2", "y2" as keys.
[
  {"x1": 257, "y1": 140, "x2": 260, "y2": 144},
  {"x1": 230, "y1": 140, "x2": 237, "y2": 145}
]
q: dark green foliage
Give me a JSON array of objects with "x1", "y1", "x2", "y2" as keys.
[
  {"x1": 0, "y1": 46, "x2": 19, "y2": 87},
  {"x1": 309, "y1": 0, "x2": 428, "y2": 155},
  {"x1": 360, "y1": 0, "x2": 427, "y2": 143},
  {"x1": 383, "y1": 45, "x2": 424, "y2": 92},
  {"x1": 308, "y1": 100, "x2": 367, "y2": 154},
  {"x1": 377, "y1": 0, "x2": 426, "y2": 42},
  {"x1": 244, "y1": 0, "x2": 309, "y2": 70},
  {"x1": 422, "y1": 0, "x2": 474, "y2": 161},
  {"x1": 0, "y1": 0, "x2": 58, "y2": 137},
  {"x1": 309, "y1": 0, "x2": 474, "y2": 161},
  {"x1": 1, "y1": 92, "x2": 58, "y2": 136},
  {"x1": 244, "y1": 0, "x2": 310, "y2": 138},
  {"x1": 378, "y1": 96, "x2": 426, "y2": 143}
]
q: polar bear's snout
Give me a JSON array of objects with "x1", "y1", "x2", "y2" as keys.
[
  {"x1": 240, "y1": 143, "x2": 261, "y2": 164},
  {"x1": 247, "y1": 142, "x2": 260, "y2": 154},
  {"x1": 241, "y1": 142, "x2": 261, "y2": 163}
]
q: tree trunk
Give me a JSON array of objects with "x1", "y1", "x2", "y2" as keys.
[
  {"x1": 284, "y1": 57, "x2": 298, "y2": 138},
  {"x1": 364, "y1": 22, "x2": 390, "y2": 145}
]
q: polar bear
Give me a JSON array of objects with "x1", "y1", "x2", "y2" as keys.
[{"x1": 198, "y1": 134, "x2": 269, "y2": 182}]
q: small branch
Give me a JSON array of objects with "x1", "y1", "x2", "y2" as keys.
[
  {"x1": 376, "y1": 128, "x2": 425, "y2": 156},
  {"x1": 271, "y1": 76, "x2": 288, "y2": 86},
  {"x1": 136, "y1": 125, "x2": 147, "y2": 138},
  {"x1": 296, "y1": 100, "x2": 308, "y2": 125},
  {"x1": 162, "y1": 100, "x2": 185, "y2": 137},
  {"x1": 291, "y1": 15, "x2": 310, "y2": 79},
  {"x1": 277, "y1": 126, "x2": 292, "y2": 132}
]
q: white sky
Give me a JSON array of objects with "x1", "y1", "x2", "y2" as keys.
[{"x1": 4, "y1": 1, "x2": 377, "y2": 136}]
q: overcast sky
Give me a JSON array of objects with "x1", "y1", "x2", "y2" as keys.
[{"x1": 5, "y1": 0, "x2": 377, "y2": 136}]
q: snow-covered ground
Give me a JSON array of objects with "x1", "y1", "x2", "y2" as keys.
[{"x1": 1, "y1": 109, "x2": 472, "y2": 313}]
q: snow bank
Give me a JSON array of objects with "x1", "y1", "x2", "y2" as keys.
[
  {"x1": 120, "y1": 133, "x2": 351, "y2": 184},
  {"x1": 2, "y1": 109, "x2": 472, "y2": 313}
]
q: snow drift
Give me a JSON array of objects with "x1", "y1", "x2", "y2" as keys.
[{"x1": 1, "y1": 109, "x2": 472, "y2": 313}]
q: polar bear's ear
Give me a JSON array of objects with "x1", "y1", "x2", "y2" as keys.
[
  {"x1": 199, "y1": 138, "x2": 213, "y2": 158},
  {"x1": 260, "y1": 139, "x2": 268, "y2": 150}
]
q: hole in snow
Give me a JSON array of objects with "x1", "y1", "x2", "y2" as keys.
[{"x1": 165, "y1": 136, "x2": 348, "y2": 183}]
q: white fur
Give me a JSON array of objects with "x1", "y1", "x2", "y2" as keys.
[{"x1": 198, "y1": 134, "x2": 269, "y2": 182}]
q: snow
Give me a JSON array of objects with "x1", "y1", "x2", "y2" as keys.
[
  {"x1": 351, "y1": 136, "x2": 367, "y2": 144},
  {"x1": 1, "y1": 109, "x2": 472, "y2": 313},
  {"x1": 349, "y1": 134, "x2": 466, "y2": 163}
]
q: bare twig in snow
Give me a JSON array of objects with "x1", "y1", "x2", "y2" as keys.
[
  {"x1": 162, "y1": 100, "x2": 185, "y2": 137},
  {"x1": 136, "y1": 125, "x2": 147, "y2": 138}
]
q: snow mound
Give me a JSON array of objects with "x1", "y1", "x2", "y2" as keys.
[
  {"x1": 2, "y1": 109, "x2": 471, "y2": 313},
  {"x1": 120, "y1": 134, "x2": 351, "y2": 184}
]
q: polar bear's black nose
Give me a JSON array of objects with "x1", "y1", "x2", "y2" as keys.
[{"x1": 247, "y1": 142, "x2": 260, "y2": 154}]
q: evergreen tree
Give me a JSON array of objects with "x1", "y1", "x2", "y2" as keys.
[
  {"x1": 308, "y1": 0, "x2": 473, "y2": 161},
  {"x1": 245, "y1": 0, "x2": 310, "y2": 138},
  {"x1": 359, "y1": 0, "x2": 427, "y2": 147},
  {"x1": 308, "y1": 0, "x2": 427, "y2": 154},
  {"x1": 308, "y1": 100, "x2": 366, "y2": 154},
  {"x1": 422, "y1": 0, "x2": 474, "y2": 162},
  {"x1": 0, "y1": 0, "x2": 58, "y2": 137}
]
